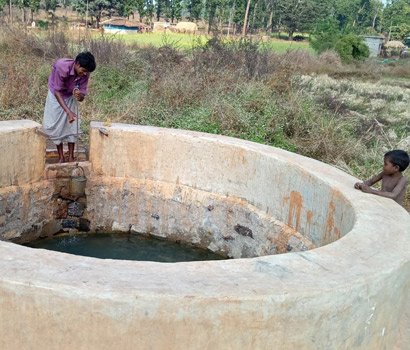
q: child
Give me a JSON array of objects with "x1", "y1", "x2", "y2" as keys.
[{"x1": 354, "y1": 150, "x2": 409, "y2": 206}]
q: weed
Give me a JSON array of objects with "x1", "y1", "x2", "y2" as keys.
[{"x1": 1, "y1": 25, "x2": 409, "y2": 209}]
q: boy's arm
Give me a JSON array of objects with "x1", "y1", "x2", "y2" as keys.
[
  {"x1": 360, "y1": 177, "x2": 407, "y2": 200},
  {"x1": 363, "y1": 172, "x2": 383, "y2": 186},
  {"x1": 354, "y1": 172, "x2": 383, "y2": 189}
]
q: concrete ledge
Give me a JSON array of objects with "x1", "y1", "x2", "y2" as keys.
[
  {"x1": 89, "y1": 123, "x2": 354, "y2": 247},
  {"x1": 0, "y1": 122, "x2": 410, "y2": 349},
  {"x1": 0, "y1": 120, "x2": 45, "y2": 187}
]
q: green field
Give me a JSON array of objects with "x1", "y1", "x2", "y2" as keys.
[{"x1": 104, "y1": 32, "x2": 314, "y2": 53}]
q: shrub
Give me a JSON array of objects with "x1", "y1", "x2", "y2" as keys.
[
  {"x1": 310, "y1": 19, "x2": 369, "y2": 63},
  {"x1": 85, "y1": 35, "x2": 130, "y2": 67},
  {"x1": 318, "y1": 50, "x2": 342, "y2": 67},
  {"x1": 335, "y1": 35, "x2": 369, "y2": 62},
  {"x1": 0, "y1": 27, "x2": 69, "y2": 59},
  {"x1": 38, "y1": 20, "x2": 49, "y2": 30},
  {"x1": 310, "y1": 19, "x2": 341, "y2": 54},
  {"x1": 390, "y1": 24, "x2": 410, "y2": 41},
  {"x1": 195, "y1": 37, "x2": 276, "y2": 79}
]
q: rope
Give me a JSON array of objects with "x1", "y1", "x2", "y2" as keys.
[{"x1": 73, "y1": 84, "x2": 80, "y2": 161}]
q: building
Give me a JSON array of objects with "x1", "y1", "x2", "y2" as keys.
[
  {"x1": 363, "y1": 36, "x2": 385, "y2": 57},
  {"x1": 101, "y1": 19, "x2": 151, "y2": 34}
]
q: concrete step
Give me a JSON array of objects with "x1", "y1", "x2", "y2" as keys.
[{"x1": 45, "y1": 148, "x2": 89, "y2": 164}]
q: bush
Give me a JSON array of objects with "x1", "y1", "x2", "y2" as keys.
[
  {"x1": 310, "y1": 19, "x2": 340, "y2": 54},
  {"x1": 390, "y1": 24, "x2": 410, "y2": 41},
  {"x1": 38, "y1": 20, "x2": 49, "y2": 30},
  {"x1": 310, "y1": 19, "x2": 369, "y2": 63},
  {"x1": 318, "y1": 50, "x2": 342, "y2": 67},
  {"x1": 335, "y1": 35, "x2": 369, "y2": 62}
]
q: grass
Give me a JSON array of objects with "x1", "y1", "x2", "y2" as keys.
[
  {"x1": 103, "y1": 32, "x2": 314, "y2": 53},
  {"x1": 0, "y1": 25, "x2": 409, "y2": 210},
  {"x1": 104, "y1": 32, "x2": 208, "y2": 49},
  {"x1": 260, "y1": 39, "x2": 313, "y2": 53}
]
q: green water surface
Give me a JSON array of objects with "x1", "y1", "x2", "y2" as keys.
[{"x1": 25, "y1": 232, "x2": 225, "y2": 263}]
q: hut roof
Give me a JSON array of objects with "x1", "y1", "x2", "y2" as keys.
[
  {"x1": 101, "y1": 18, "x2": 150, "y2": 28},
  {"x1": 384, "y1": 40, "x2": 405, "y2": 48}
]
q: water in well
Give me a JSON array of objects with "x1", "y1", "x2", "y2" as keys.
[{"x1": 25, "y1": 232, "x2": 225, "y2": 262}]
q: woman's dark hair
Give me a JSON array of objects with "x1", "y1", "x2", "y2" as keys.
[
  {"x1": 75, "y1": 52, "x2": 96, "y2": 72},
  {"x1": 385, "y1": 150, "x2": 410, "y2": 172}
]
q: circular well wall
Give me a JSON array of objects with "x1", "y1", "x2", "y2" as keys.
[{"x1": 0, "y1": 121, "x2": 409, "y2": 350}]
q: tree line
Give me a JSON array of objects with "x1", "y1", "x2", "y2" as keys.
[{"x1": 1, "y1": 0, "x2": 409, "y2": 41}]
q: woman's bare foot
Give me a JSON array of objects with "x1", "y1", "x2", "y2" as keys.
[
  {"x1": 68, "y1": 142, "x2": 75, "y2": 163},
  {"x1": 57, "y1": 143, "x2": 65, "y2": 163}
]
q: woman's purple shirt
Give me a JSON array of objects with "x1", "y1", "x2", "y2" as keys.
[{"x1": 48, "y1": 58, "x2": 90, "y2": 99}]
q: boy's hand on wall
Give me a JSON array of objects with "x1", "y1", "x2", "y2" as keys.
[
  {"x1": 354, "y1": 182, "x2": 364, "y2": 189},
  {"x1": 360, "y1": 185, "x2": 372, "y2": 193}
]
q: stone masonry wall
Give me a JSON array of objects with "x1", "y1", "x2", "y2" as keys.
[{"x1": 84, "y1": 176, "x2": 315, "y2": 258}]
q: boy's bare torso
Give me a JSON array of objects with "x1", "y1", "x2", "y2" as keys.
[{"x1": 381, "y1": 173, "x2": 407, "y2": 205}]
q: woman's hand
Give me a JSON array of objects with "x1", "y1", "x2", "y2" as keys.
[
  {"x1": 67, "y1": 110, "x2": 77, "y2": 123},
  {"x1": 74, "y1": 88, "x2": 84, "y2": 102}
]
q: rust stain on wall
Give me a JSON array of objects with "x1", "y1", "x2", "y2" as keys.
[
  {"x1": 324, "y1": 188, "x2": 347, "y2": 243},
  {"x1": 334, "y1": 227, "x2": 341, "y2": 240},
  {"x1": 306, "y1": 210, "x2": 313, "y2": 236},
  {"x1": 283, "y1": 191, "x2": 303, "y2": 231},
  {"x1": 230, "y1": 148, "x2": 248, "y2": 166},
  {"x1": 306, "y1": 210, "x2": 313, "y2": 224},
  {"x1": 324, "y1": 200, "x2": 335, "y2": 244}
]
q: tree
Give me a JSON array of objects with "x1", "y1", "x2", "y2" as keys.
[
  {"x1": 73, "y1": 0, "x2": 113, "y2": 28},
  {"x1": 89, "y1": 0, "x2": 111, "y2": 27},
  {"x1": 241, "y1": 0, "x2": 250, "y2": 36},
  {"x1": 310, "y1": 18, "x2": 340, "y2": 53},
  {"x1": 134, "y1": 0, "x2": 145, "y2": 21},
  {"x1": 232, "y1": 0, "x2": 246, "y2": 34},
  {"x1": 44, "y1": 0, "x2": 59, "y2": 24},
  {"x1": 353, "y1": 0, "x2": 373, "y2": 28},
  {"x1": 17, "y1": 0, "x2": 29, "y2": 22},
  {"x1": 61, "y1": 0, "x2": 71, "y2": 18},
  {"x1": 72, "y1": 0, "x2": 86, "y2": 15},
  {"x1": 155, "y1": 0, "x2": 165, "y2": 20},
  {"x1": 186, "y1": 0, "x2": 203, "y2": 22},
  {"x1": 204, "y1": 0, "x2": 219, "y2": 32},
  {"x1": 335, "y1": 34, "x2": 369, "y2": 61},
  {"x1": 145, "y1": 0, "x2": 154, "y2": 24},
  {"x1": 382, "y1": 0, "x2": 410, "y2": 36},
  {"x1": 390, "y1": 23, "x2": 410, "y2": 40},
  {"x1": 28, "y1": 0, "x2": 40, "y2": 22},
  {"x1": 164, "y1": 0, "x2": 182, "y2": 23},
  {"x1": 310, "y1": 20, "x2": 369, "y2": 62},
  {"x1": 370, "y1": 0, "x2": 383, "y2": 30},
  {"x1": 0, "y1": 0, "x2": 9, "y2": 14},
  {"x1": 215, "y1": 0, "x2": 232, "y2": 34},
  {"x1": 333, "y1": 0, "x2": 382, "y2": 32},
  {"x1": 277, "y1": 0, "x2": 325, "y2": 40}
]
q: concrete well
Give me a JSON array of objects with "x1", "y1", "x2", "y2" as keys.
[{"x1": 0, "y1": 120, "x2": 409, "y2": 349}]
